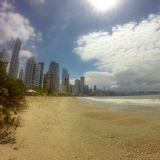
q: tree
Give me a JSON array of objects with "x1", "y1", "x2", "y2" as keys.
[
  {"x1": 0, "y1": 60, "x2": 26, "y2": 108},
  {"x1": 0, "y1": 61, "x2": 9, "y2": 106},
  {"x1": 0, "y1": 60, "x2": 27, "y2": 144}
]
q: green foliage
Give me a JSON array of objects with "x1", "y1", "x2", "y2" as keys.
[
  {"x1": 0, "y1": 60, "x2": 26, "y2": 144},
  {"x1": 57, "y1": 93, "x2": 70, "y2": 97},
  {"x1": 0, "y1": 61, "x2": 8, "y2": 83},
  {"x1": 47, "y1": 89, "x2": 53, "y2": 94},
  {"x1": 0, "y1": 60, "x2": 26, "y2": 108},
  {"x1": 26, "y1": 86, "x2": 47, "y2": 94}
]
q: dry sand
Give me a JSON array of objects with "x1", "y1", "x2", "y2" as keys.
[{"x1": 0, "y1": 97, "x2": 160, "y2": 160}]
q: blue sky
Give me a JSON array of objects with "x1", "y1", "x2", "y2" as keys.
[{"x1": 0, "y1": 0, "x2": 160, "y2": 91}]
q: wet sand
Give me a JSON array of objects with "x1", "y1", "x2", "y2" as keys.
[{"x1": 0, "y1": 97, "x2": 160, "y2": 159}]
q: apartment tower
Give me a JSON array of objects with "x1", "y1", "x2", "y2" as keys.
[
  {"x1": 49, "y1": 61, "x2": 60, "y2": 93},
  {"x1": 9, "y1": 38, "x2": 22, "y2": 78},
  {"x1": 75, "y1": 79, "x2": 80, "y2": 95},
  {"x1": 24, "y1": 57, "x2": 39, "y2": 87},
  {"x1": 80, "y1": 76, "x2": 85, "y2": 96},
  {"x1": 62, "y1": 68, "x2": 69, "y2": 93}
]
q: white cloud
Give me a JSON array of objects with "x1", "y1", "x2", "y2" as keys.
[
  {"x1": 31, "y1": 44, "x2": 36, "y2": 49},
  {"x1": 36, "y1": 32, "x2": 43, "y2": 42},
  {"x1": 69, "y1": 79, "x2": 75, "y2": 85},
  {"x1": 19, "y1": 58, "x2": 27, "y2": 69},
  {"x1": 74, "y1": 14, "x2": 160, "y2": 91},
  {"x1": 19, "y1": 50, "x2": 36, "y2": 58},
  {"x1": 0, "y1": 1, "x2": 42, "y2": 45},
  {"x1": 0, "y1": 1, "x2": 42, "y2": 72},
  {"x1": 0, "y1": 0, "x2": 14, "y2": 11},
  {"x1": 84, "y1": 71, "x2": 114, "y2": 89},
  {"x1": 0, "y1": 12, "x2": 36, "y2": 44},
  {"x1": 29, "y1": 0, "x2": 45, "y2": 6}
]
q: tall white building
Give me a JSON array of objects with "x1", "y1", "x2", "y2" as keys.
[
  {"x1": 24, "y1": 57, "x2": 40, "y2": 87},
  {"x1": 75, "y1": 79, "x2": 80, "y2": 95},
  {"x1": 62, "y1": 68, "x2": 69, "y2": 93},
  {"x1": 49, "y1": 61, "x2": 60, "y2": 93},
  {"x1": 9, "y1": 38, "x2": 22, "y2": 78},
  {"x1": 80, "y1": 76, "x2": 85, "y2": 96},
  {"x1": 19, "y1": 69, "x2": 24, "y2": 82}
]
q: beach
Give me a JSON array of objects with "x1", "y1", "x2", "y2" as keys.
[{"x1": 0, "y1": 97, "x2": 160, "y2": 160}]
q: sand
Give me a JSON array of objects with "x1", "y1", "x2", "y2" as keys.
[{"x1": 0, "y1": 97, "x2": 160, "y2": 160}]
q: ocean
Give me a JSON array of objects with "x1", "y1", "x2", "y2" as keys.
[{"x1": 77, "y1": 95, "x2": 160, "y2": 112}]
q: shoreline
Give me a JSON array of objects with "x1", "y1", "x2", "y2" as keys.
[
  {"x1": 77, "y1": 96, "x2": 160, "y2": 113},
  {"x1": 0, "y1": 97, "x2": 160, "y2": 159}
]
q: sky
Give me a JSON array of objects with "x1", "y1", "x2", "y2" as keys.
[{"x1": 0, "y1": 0, "x2": 160, "y2": 91}]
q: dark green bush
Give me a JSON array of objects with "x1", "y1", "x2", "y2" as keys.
[{"x1": 0, "y1": 60, "x2": 26, "y2": 109}]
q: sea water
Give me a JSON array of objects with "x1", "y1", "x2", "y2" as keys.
[{"x1": 77, "y1": 95, "x2": 160, "y2": 112}]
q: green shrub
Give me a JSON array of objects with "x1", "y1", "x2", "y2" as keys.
[{"x1": 0, "y1": 60, "x2": 26, "y2": 109}]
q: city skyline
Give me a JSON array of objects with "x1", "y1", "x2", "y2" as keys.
[
  {"x1": 2, "y1": 51, "x2": 160, "y2": 95},
  {"x1": 0, "y1": 0, "x2": 160, "y2": 91},
  {"x1": 23, "y1": 56, "x2": 92, "y2": 95}
]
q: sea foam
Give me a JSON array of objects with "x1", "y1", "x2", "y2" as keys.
[{"x1": 77, "y1": 96, "x2": 160, "y2": 112}]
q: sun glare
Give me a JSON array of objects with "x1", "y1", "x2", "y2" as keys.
[{"x1": 89, "y1": 0, "x2": 118, "y2": 11}]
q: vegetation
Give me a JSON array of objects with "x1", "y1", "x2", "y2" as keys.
[
  {"x1": 26, "y1": 85, "x2": 44, "y2": 93},
  {"x1": 0, "y1": 60, "x2": 72, "y2": 143},
  {"x1": 0, "y1": 60, "x2": 26, "y2": 144},
  {"x1": 26, "y1": 86, "x2": 71, "y2": 96},
  {"x1": 57, "y1": 93, "x2": 71, "y2": 97}
]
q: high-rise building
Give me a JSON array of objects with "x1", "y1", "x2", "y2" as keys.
[
  {"x1": 0, "y1": 48, "x2": 9, "y2": 63},
  {"x1": 62, "y1": 68, "x2": 69, "y2": 93},
  {"x1": 39, "y1": 62, "x2": 44, "y2": 88},
  {"x1": 19, "y1": 69, "x2": 24, "y2": 82},
  {"x1": 103, "y1": 87, "x2": 106, "y2": 96},
  {"x1": 80, "y1": 76, "x2": 85, "y2": 96},
  {"x1": 89, "y1": 89, "x2": 93, "y2": 96},
  {"x1": 24, "y1": 57, "x2": 39, "y2": 87},
  {"x1": 84, "y1": 85, "x2": 89, "y2": 95},
  {"x1": 0, "y1": 48, "x2": 9, "y2": 70},
  {"x1": 9, "y1": 38, "x2": 22, "y2": 78},
  {"x1": 97, "y1": 89, "x2": 103, "y2": 96},
  {"x1": 43, "y1": 71, "x2": 54, "y2": 92},
  {"x1": 94, "y1": 85, "x2": 97, "y2": 95},
  {"x1": 49, "y1": 61, "x2": 60, "y2": 93},
  {"x1": 69, "y1": 84, "x2": 75, "y2": 95},
  {"x1": 75, "y1": 79, "x2": 80, "y2": 95},
  {"x1": 15, "y1": 58, "x2": 19, "y2": 78},
  {"x1": 106, "y1": 90, "x2": 110, "y2": 96}
]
